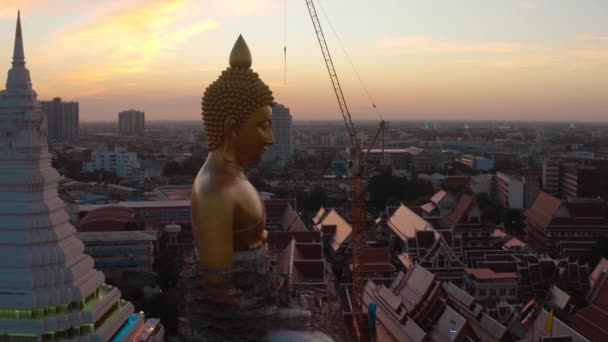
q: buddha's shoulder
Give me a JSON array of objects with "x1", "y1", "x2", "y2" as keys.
[{"x1": 192, "y1": 172, "x2": 255, "y2": 199}]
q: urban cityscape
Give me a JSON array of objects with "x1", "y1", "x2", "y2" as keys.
[{"x1": 1, "y1": 1, "x2": 608, "y2": 342}]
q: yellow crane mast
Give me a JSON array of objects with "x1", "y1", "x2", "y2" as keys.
[{"x1": 305, "y1": 0, "x2": 385, "y2": 338}]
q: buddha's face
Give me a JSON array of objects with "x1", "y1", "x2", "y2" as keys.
[{"x1": 233, "y1": 105, "x2": 274, "y2": 165}]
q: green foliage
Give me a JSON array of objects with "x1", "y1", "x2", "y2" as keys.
[
  {"x1": 141, "y1": 289, "x2": 180, "y2": 336},
  {"x1": 163, "y1": 157, "x2": 205, "y2": 177},
  {"x1": 154, "y1": 247, "x2": 183, "y2": 290},
  {"x1": 163, "y1": 161, "x2": 181, "y2": 176},
  {"x1": 52, "y1": 152, "x2": 82, "y2": 179},
  {"x1": 476, "y1": 193, "x2": 504, "y2": 225},
  {"x1": 52, "y1": 151, "x2": 122, "y2": 183},
  {"x1": 367, "y1": 172, "x2": 435, "y2": 210},
  {"x1": 503, "y1": 209, "x2": 525, "y2": 235},
  {"x1": 301, "y1": 187, "x2": 329, "y2": 211},
  {"x1": 592, "y1": 235, "x2": 608, "y2": 265}
]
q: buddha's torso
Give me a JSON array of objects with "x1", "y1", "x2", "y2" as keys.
[
  {"x1": 192, "y1": 166, "x2": 266, "y2": 253},
  {"x1": 231, "y1": 177, "x2": 267, "y2": 251}
]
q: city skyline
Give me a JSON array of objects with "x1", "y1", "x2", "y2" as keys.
[{"x1": 0, "y1": 0, "x2": 606, "y2": 122}]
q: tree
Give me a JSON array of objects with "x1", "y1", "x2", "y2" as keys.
[
  {"x1": 367, "y1": 172, "x2": 405, "y2": 209},
  {"x1": 302, "y1": 187, "x2": 328, "y2": 211},
  {"x1": 592, "y1": 235, "x2": 608, "y2": 266},
  {"x1": 367, "y1": 172, "x2": 435, "y2": 210},
  {"x1": 181, "y1": 156, "x2": 205, "y2": 176},
  {"x1": 476, "y1": 193, "x2": 504, "y2": 225},
  {"x1": 503, "y1": 209, "x2": 525, "y2": 235},
  {"x1": 163, "y1": 161, "x2": 181, "y2": 176},
  {"x1": 141, "y1": 289, "x2": 180, "y2": 336},
  {"x1": 52, "y1": 152, "x2": 84, "y2": 180},
  {"x1": 154, "y1": 247, "x2": 183, "y2": 290}
]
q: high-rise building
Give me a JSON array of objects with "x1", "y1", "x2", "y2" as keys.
[
  {"x1": 40, "y1": 97, "x2": 79, "y2": 143},
  {"x1": 542, "y1": 158, "x2": 560, "y2": 196},
  {"x1": 0, "y1": 13, "x2": 146, "y2": 341},
  {"x1": 543, "y1": 158, "x2": 601, "y2": 198},
  {"x1": 561, "y1": 163, "x2": 601, "y2": 198},
  {"x1": 118, "y1": 109, "x2": 145, "y2": 136},
  {"x1": 263, "y1": 102, "x2": 294, "y2": 168}
]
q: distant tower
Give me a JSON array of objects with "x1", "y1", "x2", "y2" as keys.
[
  {"x1": 535, "y1": 129, "x2": 544, "y2": 143},
  {"x1": 118, "y1": 109, "x2": 145, "y2": 136},
  {"x1": 40, "y1": 97, "x2": 79, "y2": 144},
  {"x1": 164, "y1": 223, "x2": 182, "y2": 246},
  {"x1": 0, "y1": 12, "x2": 144, "y2": 340},
  {"x1": 542, "y1": 158, "x2": 560, "y2": 196},
  {"x1": 263, "y1": 102, "x2": 294, "y2": 168}
]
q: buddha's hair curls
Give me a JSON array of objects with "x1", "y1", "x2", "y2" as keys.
[{"x1": 202, "y1": 67, "x2": 274, "y2": 150}]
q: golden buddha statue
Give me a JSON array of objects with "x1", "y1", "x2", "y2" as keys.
[{"x1": 191, "y1": 35, "x2": 274, "y2": 306}]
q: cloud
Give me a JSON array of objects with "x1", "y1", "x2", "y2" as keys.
[
  {"x1": 576, "y1": 34, "x2": 608, "y2": 42},
  {"x1": 377, "y1": 34, "x2": 608, "y2": 71},
  {"x1": 455, "y1": 56, "x2": 559, "y2": 69},
  {"x1": 376, "y1": 36, "x2": 531, "y2": 54},
  {"x1": 73, "y1": 87, "x2": 108, "y2": 98},
  {"x1": 518, "y1": 2, "x2": 538, "y2": 10},
  {"x1": 569, "y1": 48, "x2": 608, "y2": 68},
  {"x1": 59, "y1": 0, "x2": 219, "y2": 80},
  {"x1": 206, "y1": 0, "x2": 278, "y2": 17},
  {"x1": 0, "y1": 0, "x2": 41, "y2": 17}
]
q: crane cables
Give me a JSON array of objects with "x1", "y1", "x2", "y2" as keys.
[
  {"x1": 315, "y1": 0, "x2": 384, "y2": 121},
  {"x1": 283, "y1": 0, "x2": 287, "y2": 84}
]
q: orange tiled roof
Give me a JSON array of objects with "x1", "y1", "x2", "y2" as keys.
[
  {"x1": 525, "y1": 191, "x2": 563, "y2": 228},
  {"x1": 464, "y1": 268, "x2": 517, "y2": 280},
  {"x1": 387, "y1": 204, "x2": 434, "y2": 241},
  {"x1": 313, "y1": 209, "x2": 351, "y2": 252},
  {"x1": 440, "y1": 194, "x2": 473, "y2": 228}
]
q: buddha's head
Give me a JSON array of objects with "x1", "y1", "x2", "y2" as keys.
[{"x1": 202, "y1": 35, "x2": 275, "y2": 165}]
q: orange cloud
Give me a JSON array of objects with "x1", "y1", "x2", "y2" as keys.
[
  {"x1": 455, "y1": 56, "x2": 560, "y2": 69},
  {"x1": 59, "y1": 0, "x2": 219, "y2": 79},
  {"x1": 569, "y1": 48, "x2": 608, "y2": 68},
  {"x1": 576, "y1": 34, "x2": 608, "y2": 42},
  {"x1": 0, "y1": 0, "x2": 41, "y2": 17}
]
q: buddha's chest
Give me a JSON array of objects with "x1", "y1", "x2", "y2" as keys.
[{"x1": 232, "y1": 182, "x2": 265, "y2": 247}]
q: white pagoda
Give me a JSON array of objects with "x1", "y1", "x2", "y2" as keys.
[{"x1": 0, "y1": 12, "x2": 144, "y2": 341}]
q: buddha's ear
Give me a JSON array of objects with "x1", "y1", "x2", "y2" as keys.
[{"x1": 223, "y1": 115, "x2": 240, "y2": 140}]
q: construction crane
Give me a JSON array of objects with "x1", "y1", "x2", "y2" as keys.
[{"x1": 305, "y1": 0, "x2": 385, "y2": 338}]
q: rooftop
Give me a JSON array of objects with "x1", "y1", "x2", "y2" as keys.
[
  {"x1": 78, "y1": 230, "x2": 158, "y2": 242},
  {"x1": 79, "y1": 200, "x2": 191, "y2": 212},
  {"x1": 464, "y1": 268, "x2": 517, "y2": 280},
  {"x1": 313, "y1": 209, "x2": 351, "y2": 252},
  {"x1": 387, "y1": 204, "x2": 435, "y2": 241},
  {"x1": 155, "y1": 185, "x2": 192, "y2": 200}
]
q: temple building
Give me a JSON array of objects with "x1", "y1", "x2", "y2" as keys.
[
  {"x1": 525, "y1": 192, "x2": 608, "y2": 261},
  {"x1": 0, "y1": 13, "x2": 147, "y2": 341}
]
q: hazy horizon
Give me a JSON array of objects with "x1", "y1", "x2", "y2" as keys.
[{"x1": 1, "y1": 0, "x2": 607, "y2": 122}]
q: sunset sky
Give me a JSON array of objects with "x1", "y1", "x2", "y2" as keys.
[{"x1": 0, "y1": 0, "x2": 606, "y2": 122}]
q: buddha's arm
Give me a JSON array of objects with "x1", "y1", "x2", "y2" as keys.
[{"x1": 191, "y1": 191, "x2": 235, "y2": 295}]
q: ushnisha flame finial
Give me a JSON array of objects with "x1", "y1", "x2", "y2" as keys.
[{"x1": 229, "y1": 34, "x2": 252, "y2": 69}]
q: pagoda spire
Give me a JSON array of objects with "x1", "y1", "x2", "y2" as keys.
[
  {"x1": 12, "y1": 10, "x2": 25, "y2": 67},
  {"x1": 4, "y1": 10, "x2": 34, "y2": 96}
]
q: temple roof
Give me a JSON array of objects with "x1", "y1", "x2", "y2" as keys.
[
  {"x1": 313, "y1": 209, "x2": 351, "y2": 252},
  {"x1": 387, "y1": 204, "x2": 434, "y2": 241},
  {"x1": 440, "y1": 194, "x2": 474, "y2": 228}
]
